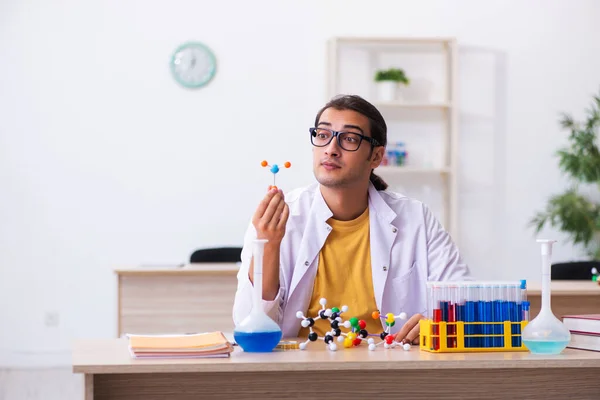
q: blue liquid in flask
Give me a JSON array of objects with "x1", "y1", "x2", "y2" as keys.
[
  {"x1": 234, "y1": 238, "x2": 283, "y2": 353},
  {"x1": 234, "y1": 330, "x2": 282, "y2": 352},
  {"x1": 523, "y1": 340, "x2": 570, "y2": 355}
]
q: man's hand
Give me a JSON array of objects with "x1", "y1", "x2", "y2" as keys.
[
  {"x1": 252, "y1": 188, "x2": 289, "y2": 243},
  {"x1": 248, "y1": 188, "x2": 289, "y2": 300},
  {"x1": 393, "y1": 313, "x2": 424, "y2": 345}
]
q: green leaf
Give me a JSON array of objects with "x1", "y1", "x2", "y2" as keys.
[
  {"x1": 374, "y1": 68, "x2": 410, "y2": 84},
  {"x1": 530, "y1": 89, "x2": 600, "y2": 259}
]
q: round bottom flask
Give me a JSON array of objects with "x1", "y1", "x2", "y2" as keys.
[
  {"x1": 522, "y1": 240, "x2": 571, "y2": 354},
  {"x1": 233, "y1": 239, "x2": 282, "y2": 352}
]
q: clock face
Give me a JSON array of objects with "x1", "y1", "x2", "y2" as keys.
[{"x1": 170, "y1": 42, "x2": 216, "y2": 89}]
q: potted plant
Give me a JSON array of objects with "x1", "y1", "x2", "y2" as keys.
[
  {"x1": 374, "y1": 68, "x2": 410, "y2": 102},
  {"x1": 530, "y1": 89, "x2": 600, "y2": 276}
]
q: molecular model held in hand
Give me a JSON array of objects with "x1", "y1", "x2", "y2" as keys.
[{"x1": 261, "y1": 160, "x2": 291, "y2": 191}]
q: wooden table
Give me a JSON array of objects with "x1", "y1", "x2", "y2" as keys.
[
  {"x1": 115, "y1": 264, "x2": 239, "y2": 337},
  {"x1": 526, "y1": 280, "x2": 600, "y2": 318},
  {"x1": 73, "y1": 338, "x2": 600, "y2": 400}
]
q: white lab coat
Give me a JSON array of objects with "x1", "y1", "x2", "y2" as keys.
[{"x1": 232, "y1": 182, "x2": 471, "y2": 338}]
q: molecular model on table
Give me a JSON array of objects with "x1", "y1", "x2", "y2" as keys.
[
  {"x1": 261, "y1": 160, "x2": 291, "y2": 191},
  {"x1": 367, "y1": 310, "x2": 411, "y2": 351},
  {"x1": 296, "y1": 298, "x2": 411, "y2": 351},
  {"x1": 296, "y1": 298, "x2": 368, "y2": 351}
]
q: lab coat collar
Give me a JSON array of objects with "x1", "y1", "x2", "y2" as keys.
[
  {"x1": 367, "y1": 182, "x2": 397, "y2": 224},
  {"x1": 367, "y1": 182, "x2": 399, "y2": 312},
  {"x1": 288, "y1": 181, "x2": 397, "y2": 223},
  {"x1": 287, "y1": 184, "x2": 332, "y2": 300}
]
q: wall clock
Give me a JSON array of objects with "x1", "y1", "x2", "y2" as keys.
[{"x1": 170, "y1": 42, "x2": 216, "y2": 89}]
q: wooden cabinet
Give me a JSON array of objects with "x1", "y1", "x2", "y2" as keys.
[
  {"x1": 115, "y1": 264, "x2": 239, "y2": 337},
  {"x1": 526, "y1": 280, "x2": 600, "y2": 319}
]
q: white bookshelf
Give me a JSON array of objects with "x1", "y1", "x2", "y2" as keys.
[{"x1": 326, "y1": 36, "x2": 459, "y2": 241}]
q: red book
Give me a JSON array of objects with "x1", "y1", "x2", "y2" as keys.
[{"x1": 562, "y1": 314, "x2": 600, "y2": 335}]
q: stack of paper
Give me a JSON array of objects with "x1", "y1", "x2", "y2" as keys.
[{"x1": 127, "y1": 332, "x2": 234, "y2": 359}]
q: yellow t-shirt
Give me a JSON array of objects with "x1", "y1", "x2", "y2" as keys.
[{"x1": 304, "y1": 207, "x2": 382, "y2": 338}]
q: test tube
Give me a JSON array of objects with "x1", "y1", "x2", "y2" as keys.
[
  {"x1": 447, "y1": 283, "x2": 457, "y2": 348},
  {"x1": 509, "y1": 282, "x2": 519, "y2": 347},
  {"x1": 483, "y1": 282, "x2": 493, "y2": 348},
  {"x1": 440, "y1": 284, "x2": 448, "y2": 324},
  {"x1": 426, "y1": 282, "x2": 433, "y2": 320},
  {"x1": 465, "y1": 282, "x2": 477, "y2": 348},
  {"x1": 515, "y1": 280, "x2": 526, "y2": 346},
  {"x1": 520, "y1": 279, "x2": 527, "y2": 303},
  {"x1": 522, "y1": 301, "x2": 530, "y2": 322},
  {"x1": 477, "y1": 283, "x2": 486, "y2": 348},
  {"x1": 492, "y1": 283, "x2": 503, "y2": 347},
  {"x1": 456, "y1": 282, "x2": 466, "y2": 324},
  {"x1": 432, "y1": 283, "x2": 441, "y2": 350}
]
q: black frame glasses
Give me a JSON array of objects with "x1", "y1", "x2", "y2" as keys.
[{"x1": 309, "y1": 127, "x2": 381, "y2": 152}]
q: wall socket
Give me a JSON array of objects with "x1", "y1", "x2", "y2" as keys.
[{"x1": 44, "y1": 311, "x2": 60, "y2": 327}]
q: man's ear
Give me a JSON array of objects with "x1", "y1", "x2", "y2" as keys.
[{"x1": 369, "y1": 146, "x2": 385, "y2": 168}]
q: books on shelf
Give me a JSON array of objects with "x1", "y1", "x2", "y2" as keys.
[
  {"x1": 127, "y1": 332, "x2": 234, "y2": 359},
  {"x1": 563, "y1": 314, "x2": 600, "y2": 352}
]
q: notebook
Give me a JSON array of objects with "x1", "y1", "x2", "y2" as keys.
[{"x1": 127, "y1": 332, "x2": 234, "y2": 359}]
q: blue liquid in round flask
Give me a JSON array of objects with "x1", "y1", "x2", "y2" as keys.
[
  {"x1": 233, "y1": 239, "x2": 282, "y2": 352},
  {"x1": 522, "y1": 239, "x2": 571, "y2": 354}
]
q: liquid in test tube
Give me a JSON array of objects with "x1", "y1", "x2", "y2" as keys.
[
  {"x1": 476, "y1": 283, "x2": 485, "y2": 348},
  {"x1": 465, "y1": 282, "x2": 477, "y2": 348},
  {"x1": 432, "y1": 283, "x2": 441, "y2": 351},
  {"x1": 509, "y1": 283, "x2": 519, "y2": 347},
  {"x1": 447, "y1": 283, "x2": 457, "y2": 348},
  {"x1": 492, "y1": 283, "x2": 503, "y2": 347},
  {"x1": 482, "y1": 283, "x2": 493, "y2": 348}
]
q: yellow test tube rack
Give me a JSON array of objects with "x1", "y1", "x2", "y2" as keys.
[{"x1": 419, "y1": 319, "x2": 529, "y2": 353}]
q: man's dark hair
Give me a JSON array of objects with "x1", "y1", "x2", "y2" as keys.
[{"x1": 314, "y1": 94, "x2": 388, "y2": 190}]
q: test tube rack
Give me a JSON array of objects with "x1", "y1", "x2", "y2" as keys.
[
  {"x1": 420, "y1": 280, "x2": 530, "y2": 353},
  {"x1": 419, "y1": 319, "x2": 529, "y2": 353}
]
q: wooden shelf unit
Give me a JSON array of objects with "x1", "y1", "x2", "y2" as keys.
[{"x1": 326, "y1": 36, "x2": 459, "y2": 241}]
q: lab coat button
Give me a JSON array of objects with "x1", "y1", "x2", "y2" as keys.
[
  {"x1": 392, "y1": 227, "x2": 397, "y2": 233},
  {"x1": 305, "y1": 261, "x2": 309, "y2": 266},
  {"x1": 383, "y1": 266, "x2": 388, "y2": 271}
]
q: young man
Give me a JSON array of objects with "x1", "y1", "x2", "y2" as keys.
[{"x1": 232, "y1": 95, "x2": 470, "y2": 345}]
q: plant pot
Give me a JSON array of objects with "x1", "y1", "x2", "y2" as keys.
[{"x1": 376, "y1": 81, "x2": 398, "y2": 102}]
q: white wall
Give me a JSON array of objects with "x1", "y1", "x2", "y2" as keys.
[{"x1": 1, "y1": 0, "x2": 599, "y2": 366}]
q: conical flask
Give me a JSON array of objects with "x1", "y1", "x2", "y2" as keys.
[
  {"x1": 233, "y1": 239, "x2": 282, "y2": 352},
  {"x1": 522, "y1": 239, "x2": 571, "y2": 354}
]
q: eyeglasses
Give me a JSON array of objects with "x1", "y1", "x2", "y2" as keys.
[{"x1": 309, "y1": 127, "x2": 380, "y2": 152}]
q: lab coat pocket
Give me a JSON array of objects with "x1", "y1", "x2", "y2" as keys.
[{"x1": 391, "y1": 261, "x2": 417, "y2": 311}]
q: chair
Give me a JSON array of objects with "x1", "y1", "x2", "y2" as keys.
[
  {"x1": 551, "y1": 261, "x2": 600, "y2": 280},
  {"x1": 189, "y1": 247, "x2": 243, "y2": 263}
]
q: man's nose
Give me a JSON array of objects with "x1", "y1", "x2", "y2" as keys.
[{"x1": 324, "y1": 135, "x2": 341, "y2": 157}]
